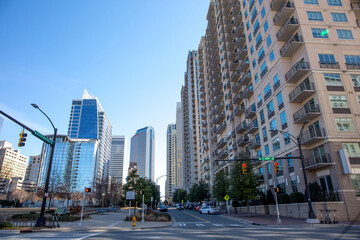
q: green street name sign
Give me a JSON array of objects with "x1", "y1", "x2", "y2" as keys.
[
  {"x1": 258, "y1": 157, "x2": 275, "y2": 161},
  {"x1": 33, "y1": 131, "x2": 53, "y2": 145}
]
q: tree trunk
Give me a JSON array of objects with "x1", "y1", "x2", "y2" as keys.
[
  {"x1": 48, "y1": 197, "x2": 52, "y2": 209},
  {"x1": 247, "y1": 201, "x2": 250, "y2": 217},
  {"x1": 234, "y1": 207, "x2": 237, "y2": 214}
]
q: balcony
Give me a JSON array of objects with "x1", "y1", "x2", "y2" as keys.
[
  {"x1": 214, "y1": 113, "x2": 226, "y2": 125},
  {"x1": 211, "y1": 103, "x2": 224, "y2": 116},
  {"x1": 211, "y1": 93, "x2": 224, "y2": 108},
  {"x1": 203, "y1": 136, "x2": 209, "y2": 143},
  {"x1": 270, "y1": 0, "x2": 287, "y2": 11},
  {"x1": 236, "y1": 122, "x2": 247, "y2": 134},
  {"x1": 229, "y1": 60, "x2": 240, "y2": 71},
  {"x1": 231, "y1": 70, "x2": 241, "y2": 82},
  {"x1": 232, "y1": 81, "x2": 242, "y2": 93},
  {"x1": 258, "y1": 51, "x2": 265, "y2": 64},
  {"x1": 229, "y1": 49, "x2": 238, "y2": 61},
  {"x1": 346, "y1": 62, "x2": 360, "y2": 69},
  {"x1": 232, "y1": 93, "x2": 243, "y2": 104},
  {"x1": 289, "y1": 81, "x2": 316, "y2": 103},
  {"x1": 285, "y1": 61, "x2": 310, "y2": 83},
  {"x1": 239, "y1": 58, "x2": 250, "y2": 72},
  {"x1": 351, "y1": 3, "x2": 360, "y2": 18},
  {"x1": 276, "y1": 17, "x2": 299, "y2": 41},
  {"x1": 301, "y1": 127, "x2": 326, "y2": 146},
  {"x1": 246, "y1": 120, "x2": 259, "y2": 134},
  {"x1": 273, "y1": 2, "x2": 295, "y2": 26},
  {"x1": 319, "y1": 61, "x2": 340, "y2": 69},
  {"x1": 217, "y1": 137, "x2": 227, "y2": 149},
  {"x1": 280, "y1": 34, "x2": 304, "y2": 57},
  {"x1": 239, "y1": 45, "x2": 248, "y2": 60},
  {"x1": 236, "y1": 34, "x2": 246, "y2": 48},
  {"x1": 293, "y1": 104, "x2": 321, "y2": 124},
  {"x1": 218, "y1": 148, "x2": 229, "y2": 160},
  {"x1": 234, "y1": 105, "x2": 245, "y2": 116},
  {"x1": 243, "y1": 85, "x2": 254, "y2": 99},
  {"x1": 216, "y1": 122, "x2": 227, "y2": 134},
  {"x1": 237, "y1": 135, "x2": 249, "y2": 146},
  {"x1": 248, "y1": 137, "x2": 261, "y2": 149},
  {"x1": 239, "y1": 71, "x2": 251, "y2": 85},
  {"x1": 245, "y1": 104, "x2": 256, "y2": 119},
  {"x1": 304, "y1": 153, "x2": 334, "y2": 170}
]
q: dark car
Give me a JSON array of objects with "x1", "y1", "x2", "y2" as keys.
[{"x1": 159, "y1": 204, "x2": 168, "y2": 212}]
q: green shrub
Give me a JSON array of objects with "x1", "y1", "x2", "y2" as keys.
[
  {"x1": 266, "y1": 190, "x2": 275, "y2": 205},
  {"x1": 57, "y1": 215, "x2": 81, "y2": 221},
  {"x1": 45, "y1": 210, "x2": 55, "y2": 215},
  {"x1": 11, "y1": 213, "x2": 39, "y2": 220},
  {"x1": 278, "y1": 193, "x2": 291, "y2": 204},
  {"x1": 0, "y1": 222, "x2": 13, "y2": 229},
  {"x1": 290, "y1": 192, "x2": 305, "y2": 203}
]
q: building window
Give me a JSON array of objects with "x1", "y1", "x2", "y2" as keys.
[
  {"x1": 248, "y1": 33, "x2": 253, "y2": 42},
  {"x1": 288, "y1": 153, "x2": 293, "y2": 167},
  {"x1": 280, "y1": 112, "x2": 287, "y2": 125},
  {"x1": 277, "y1": 92, "x2": 283, "y2": 106},
  {"x1": 284, "y1": 132, "x2": 290, "y2": 145},
  {"x1": 261, "y1": 7, "x2": 266, "y2": 19},
  {"x1": 274, "y1": 74, "x2": 279, "y2": 85},
  {"x1": 291, "y1": 180, "x2": 298, "y2": 192},
  {"x1": 307, "y1": 11, "x2": 323, "y2": 21},
  {"x1": 351, "y1": 174, "x2": 360, "y2": 197},
  {"x1": 261, "y1": 61, "x2": 267, "y2": 75},
  {"x1": 324, "y1": 74, "x2": 342, "y2": 86},
  {"x1": 266, "y1": 35, "x2": 272, "y2": 47},
  {"x1": 264, "y1": 20, "x2": 269, "y2": 33},
  {"x1": 260, "y1": 109, "x2": 265, "y2": 121},
  {"x1": 262, "y1": 127, "x2": 267, "y2": 138},
  {"x1": 342, "y1": 143, "x2": 360, "y2": 157},
  {"x1": 327, "y1": 0, "x2": 342, "y2": 6},
  {"x1": 270, "y1": 50, "x2": 275, "y2": 62},
  {"x1": 257, "y1": 93, "x2": 262, "y2": 103},
  {"x1": 329, "y1": 95, "x2": 349, "y2": 108},
  {"x1": 319, "y1": 54, "x2": 336, "y2": 64},
  {"x1": 246, "y1": 21, "x2": 250, "y2": 31},
  {"x1": 245, "y1": 9, "x2": 248, "y2": 19},
  {"x1": 336, "y1": 29, "x2": 353, "y2": 40},
  {"x1": 252, "y1": 59, "x2": 257, "y2": 69},
  {"x1": 357, "y1": 96, "x2": 360, "y2": 105},
  {"x1": 304, "y1": 0, "x2": 318, "y2": 4},
  {"x1": 311, "y1": 28, "x2": 329, "y2": 39},
  {"x1": 351, "y1": 75, "x2": 360, "y2": 87},
  {"x1": 345, "y1": 55, "x2": 360, "y2": 65},
  {"x1": 250, "y1": 46, "x2": 254, "y2": 55},
  {"x1": 331, "y1": 12, "x2": 347, "y2": 22},
  {"x1": 272, "y1": 137, "x2": 280, "y2": 151},
  {"x1": 243, "y1": 0, "x2": 246, "y2": 7},
  {"x1": 259, "y1": 0, "x2": 263, "y2": 5},
  {"x1": 265, "y1": 144, "x2": 270, "y2": 155},
  {"x1": 267, "y1": 101, "x2": 275, "y2": 115},
  {"x1": 255, "y1": 73, "x2": 259, "y2": 83},
  {"x1": 336, "y1": 118, "x2": 356, "y2": 132},
  {"x1": 264, "y1": 83, "x2": 271, "y2": 96},
  {"x1": 270, "y1": 118, "x2": 277, "y2": 131},
  {"x1": 256, "y1": 33, "x2": 262, "y2": 47},
  {"x1": 258, "y1": 46, "x2": 265, "y2": 60}
]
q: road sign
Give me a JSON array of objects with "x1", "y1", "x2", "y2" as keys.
[
  {"x1": 33, "y1": 131, "x2": 54, "y2": 145},
  {"x1": 258, "y1": 157, "x2": 275, "y2": 161},
  {"x1": 126, "y1": 191, "x2": 135, "y2": 200},
  {"x1": 224, "y1": 195, "x2": 230, "y2": 201}
]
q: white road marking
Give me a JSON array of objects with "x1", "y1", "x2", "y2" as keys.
[
  {"x1": 213, "y1": 224, "x2": 223, "y2": 227},
  {"x1": 230, "y1": 224, "x2": 242, "y2": 227},
  {"x1": 196, "y1": 223, "x2": 205, "y2": 226},
  {"x1": 108, "y1": 220, "x2": 123, "y2": 227},
  {"x1": 77, "y1": 232, "x2": 103, "y2": 240}
]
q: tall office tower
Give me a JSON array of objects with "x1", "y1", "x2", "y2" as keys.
[
  {"x1": 198, "y1": 0, "x2": 360, "y2": 219},
  {"x1": 0, "y1": 141, "x2": 28, "y2": 194},
  {"x1": 181, "y1": 51, "x2": 202, "y2": 191},
  {"x1": 129, "y1": 127, "x2": 155, "y2": 181},
  {"x1": 22, "y1": 155, "x2": 42, "y2": 191},
  {"x1": 67, "y1": 90, "x2": 112, "y2": 183},
  {"x1": 165, "y1": 124, "x2": 176, "y2": 200},
  {"x1": 175, "y1": 102, "x2": 184, "y2": 187},
  {"x1": 110, "y1": 136, "x2": 125, "y2": 185},
  {"x1": 39, "y1": 135, "x2": 99, "y2": 190}
]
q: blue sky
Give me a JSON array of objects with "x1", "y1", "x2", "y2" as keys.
[{"x1": 0, "y1": 0, "x2": 209, "y2": 195}]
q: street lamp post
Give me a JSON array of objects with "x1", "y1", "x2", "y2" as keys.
[
  {"x1": 270, "y1": 121, "x2": 319, "y2": 224},
  {"x1": 32, "y1": 104, "x2": 58, "y2": 227}
]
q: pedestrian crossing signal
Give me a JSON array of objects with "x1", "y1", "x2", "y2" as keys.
[
  {"x1": 242, "y1": 163, "x2": 247, "y2": 175},
  {"x1": 85, "y1": 188, "x2": 91, "y2": 192}
]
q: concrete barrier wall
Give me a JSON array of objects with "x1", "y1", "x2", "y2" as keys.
[{"x1": 231, "y1": 201, "x2": 359, "y2": 221}]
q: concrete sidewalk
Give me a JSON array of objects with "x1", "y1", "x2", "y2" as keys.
[{"x1": 223, "y1": 212, "x2": 360, "y2": 226}]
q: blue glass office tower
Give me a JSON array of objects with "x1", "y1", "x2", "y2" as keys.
[{"x1": 129, "y1": 127, "x2": 155, "y2": 181}]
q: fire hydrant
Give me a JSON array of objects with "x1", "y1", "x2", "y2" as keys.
[{"x1": 132, "y1": 216, "x2": 136, "y2": 227}]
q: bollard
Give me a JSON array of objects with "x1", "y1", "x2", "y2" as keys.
[
  {"x1": 320, "y1": 210, "x2": 323, "y2": 224},
  {"x1": 132, "y1": 216, "x2": 136, "y2": 227},
  {"x1": 324, "y1": 210, "x2": 328, "y2": 224},
  {"x1": 333, "y1": 209, "x2": 338, "y2": 224}
]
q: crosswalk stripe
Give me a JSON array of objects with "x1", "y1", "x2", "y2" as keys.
[
  {"x1": 230, "y1": 224, "x2": 242, "y2": 227},
  {"x1": 195, "y1": 223, "x2": 205, "y2": 226},
  {"x1": 213, "y1": 224, "x2": 223, "y2": 227}
]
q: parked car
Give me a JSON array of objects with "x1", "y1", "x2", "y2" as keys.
[
  {"x1": 199, "y1": 206, "x2": 219, "y2": 214},
  {"x1": 159, "y1": 204, "x2": 168, "y2": 212},
  {"x1": 176, "y1": 204, "x2": 184, "y2": 210},
  {"x1": 195, "y1": 204, "x2": 202, "y2": 212}
]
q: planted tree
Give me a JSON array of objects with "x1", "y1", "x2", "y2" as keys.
[{"x1": 212, "y1": 170, "x2": 230, "y2": 202}]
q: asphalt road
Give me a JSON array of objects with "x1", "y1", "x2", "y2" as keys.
[{"x1": 0, "y1": 208, "x2": 359, "y2": 239}]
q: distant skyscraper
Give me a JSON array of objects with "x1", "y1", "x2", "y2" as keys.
[
  {"x1": 67, "y1": 89, "x2": 112, "y2": 183},
  {"x1": 110, "y1": 136, "x2": 126, "y2": 185},
  {"x1": 22, "y1": 155, "x2": 42, "y2": 191},
  {"x1": 165, "y1": 124, "x2": 176, "y2": 200},
  {"x1": 175, "y1": 102, "x2": 183, "y2": 188},
  {"x1": 129, "y1": 127, "x2": 155, "y2": 181}
]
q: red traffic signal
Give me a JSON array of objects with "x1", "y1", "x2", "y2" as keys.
[
  {"x1": 242, "y1": 163, "x2": 247, "y2": 175},
  {"x1": 274, "y1": 162, "x2": 280, "y2": 173},
  {"x1": 85, "y1": 188, "x2": 91, "y2": 192}
]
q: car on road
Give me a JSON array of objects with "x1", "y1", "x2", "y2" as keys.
[
  {"x1": 159, "y1": 204, "x2": 168, "y2": 212},
  {"x1": 176, "y1": 204, "x2": 184, "y2": 210},
  {"x1": 199, "y1": 206, "x2": 219, "y2": 214}
]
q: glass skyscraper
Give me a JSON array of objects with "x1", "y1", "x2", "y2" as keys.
[
  {"x1": 129, "y1": 127, "x2": 155, "y2": 181},
  {"x1": 110, "y1": 136, "x2": 125, "y2": 185}
]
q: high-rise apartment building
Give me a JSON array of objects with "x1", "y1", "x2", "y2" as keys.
[
  {"x1": 22, "y1": 155, "x2": 42, "y2": 191},
  {"x1": 129, "y1": 127, "x2": 155, "y2": 181},
  {"x1": 0, "y1": 141, "x2": 28, "y2": 194},
  {"x1": 165, "y1": 124, "x2": 177, "y2": 200},
  {"x1": 176, "y1": 102, "x2": 184, "y2": 187},
  {"x1": 181, "y1": 51, "x2": 202, "y2": 190},
  {"x1": 190, "y1": 0, "x2": 360, "y2": 220},
  {"x1": 67, "y1": 90, "x2": 112, "y2": 183},
  {"x1": 110, "y1": 136, "x2": 126, "y2": 185}
]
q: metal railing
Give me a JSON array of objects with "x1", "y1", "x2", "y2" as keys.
[
  {"x1": 285, "y1": 61, "x2": 310, "y2": 82},
  {"x1": 276, "y1": 17, "x2": 299, "y2": 40},
  {"x1": 293, "y1": 104, "x2": 320, "y2": 123},
  {"x1": 280, "y1": 34, "x2": 303, "y2": 56},
  {"x1": 289, "y1": 81, "x2": 315, "y2": 102}
]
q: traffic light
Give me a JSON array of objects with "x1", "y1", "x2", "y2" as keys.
[
  {"x1": 85, "y1": 188, "x2": 91, "y2": 193},
  {"x1": 274, "y1": 162, "x2": 280, "y2": 173},
  {"x1": 18, "y1": 129, "x2": 27, "y2": 147},
  {"x1": 274, "y1": 187, "x2": 279, "y2": 193},
  {"x1": 242, "y1": 163, "x2": 247, "y2": 175}
]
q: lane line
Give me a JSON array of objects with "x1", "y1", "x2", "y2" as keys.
[
  {"x1": 77, "y1": 232, "x2": 103, "y2": 240},
  {"x1": 108, "y1": 220, "x2": 123, "y2": 227},
  {"x1": 182, "y1": 211, "x2": 209, "y2": 222}
]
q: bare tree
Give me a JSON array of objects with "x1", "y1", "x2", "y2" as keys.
[
  {"x1": 10, "y1": 189, "x2": 29, "y2": 203},
  {"x1": 109, "y1": 179, "x2": 122, "y2": 207}
]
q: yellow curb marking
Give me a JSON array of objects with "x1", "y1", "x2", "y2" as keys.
[{"x1": 182, "y1": 211, "x2": 209, "y2": 222}]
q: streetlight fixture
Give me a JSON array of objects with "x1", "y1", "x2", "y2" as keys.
[
  {"x1": 270, "y1": 120, "x2": 319, "y2": 224},
  {"x1": 32, "y1": 104, "x2": 58, "y2": 227}
]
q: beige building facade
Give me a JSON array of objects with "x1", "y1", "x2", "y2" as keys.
[{"x1": 22, "y1": 155, "x2": 42, "y2": 191}]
